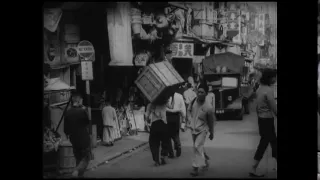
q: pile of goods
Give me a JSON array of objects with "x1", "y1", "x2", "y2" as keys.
[
  {"x1": 43, "y1": 127, "x2": 61, "y2": 153},
  {"x1": 215, "y1": 66, "x2": 230, "y2": 73}
]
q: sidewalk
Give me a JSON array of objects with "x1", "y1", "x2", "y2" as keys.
[{"x1": 87, "y1": 131, "x2": 149, "y2": 171}]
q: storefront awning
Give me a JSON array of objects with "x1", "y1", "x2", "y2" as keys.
[
  {"x1": 44, "y1": 78, "x2": 72, "y2": 92},
  {"x1": 203, "y1": 52, "x2": 245, "y2": 75}
]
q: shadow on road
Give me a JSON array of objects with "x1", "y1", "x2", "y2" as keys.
[
  {"x1": 85, "y1": 145, "x2": 276, "y2": 178},
  {"x1": 85, "y1": 114, "x2": 277, "y2": 178}
]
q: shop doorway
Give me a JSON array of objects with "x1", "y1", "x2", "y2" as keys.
[{"x1": 172, "y1": 58, "x2": 193, "y2": 81}]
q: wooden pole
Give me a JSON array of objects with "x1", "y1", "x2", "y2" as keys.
[
  {"x1": 86, "y1": 80, "x2": 94, "y2": 159},
  {"x1": 86, "y1": 81, "x2": 92, "y2": 135}
]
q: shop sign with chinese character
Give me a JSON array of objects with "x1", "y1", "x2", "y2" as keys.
[
  {"x1": 81, "y1": 61, "x2": 93, "y2": 80},
  {"x1": 170, "y1": 43, "x2": 194, "y2": 58}
]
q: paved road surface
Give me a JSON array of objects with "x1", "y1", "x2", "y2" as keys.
[{"x1": 85, "y1": 114, "x2": 277, "y2": 178}]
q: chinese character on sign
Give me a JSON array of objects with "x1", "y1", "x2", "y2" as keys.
[
  {"x1": 171, "y1": 43, "x2": 178, "y2": 56},
  {"x1": 184, "y1": 44, "x2": 192, "y2": 56},
  {"x1": 81, "y1": 61, "x2": 93, "y2": 80},
  {"x1": 171, "y1": 43, "x2": 194, "y2": 58}
]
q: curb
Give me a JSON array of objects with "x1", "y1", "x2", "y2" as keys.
[{"x1": 87, "y1": 141, "x2": 149, "y2": 171}]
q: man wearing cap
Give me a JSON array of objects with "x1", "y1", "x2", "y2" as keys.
[{"x1": 187, "y1": 83, "x2": 216, "y2": 176}]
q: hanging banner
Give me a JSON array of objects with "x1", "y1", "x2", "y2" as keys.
[
  {"x1": 232, "y1": 17, "x2": 242, "y2": 44},
  {"x1": 258, "y1": 13, "x2": 266, "y2": 46},
  {"x1": 43, "y1": 8, "x2": 63, "y2": 32},
  {"x1": 170, "y1": 43, "x2": 194, "y2": 58},
  {"x1": 81, "y1": 61, "x2": 94, "y2": 80},
  {"x1": 213, "y1": 10, "x2": 218, "y2": 24},
  {"x1": 45, "y1": 38, "x2": 61, "y2": 67},
  {"x1": 107, "y1": 2, "x2": 134, "y2": 66},
  {"x1": 226, "y1": 10, "x2": 240, "y2": 41},
  {"x1": 241, "y1": 26, "x2": 248, "y2": 44}
]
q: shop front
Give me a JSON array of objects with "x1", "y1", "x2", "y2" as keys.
[{"x1": 170, "y1": 41, "x2": 194, "y2": 81}]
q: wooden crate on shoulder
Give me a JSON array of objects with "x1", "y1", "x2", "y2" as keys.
[{"x1": 135, "y1": 61, "x2": 184, "y2": 103}]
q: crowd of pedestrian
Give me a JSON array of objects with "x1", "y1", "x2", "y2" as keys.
[
  {"x1": 63, "y1": 69, "x2": 277, "y2": 178},
  {"x1": 144, "y1": 70, "x2": 277, "y2": 177}
]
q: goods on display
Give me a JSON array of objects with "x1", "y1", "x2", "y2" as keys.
[{"x1": 43, "y1": 127, "x2": 61, "y2": 153}]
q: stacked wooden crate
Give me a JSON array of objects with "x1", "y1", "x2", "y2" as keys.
[{"x1": 135, "y1": 61, "x2": 184, "y2": 103}]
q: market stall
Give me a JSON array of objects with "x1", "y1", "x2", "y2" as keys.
[{"x1": 43, "y1": 77, "x2": 72, "y2": 172}]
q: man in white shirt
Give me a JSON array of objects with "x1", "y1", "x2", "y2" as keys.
[
  {"x1": 166, "y1": 88, "x2": 186, "y2": 158},
  {"x1": 206, "y1": 86, "x2": 215, "y2": 111},
  {"x1": 184, "y1": 83, "x2": 197, "y2": 106}
]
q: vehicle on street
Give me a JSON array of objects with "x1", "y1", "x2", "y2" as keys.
[{"x1": 202, "y1": 52, "x2": 245, "y2": 120}]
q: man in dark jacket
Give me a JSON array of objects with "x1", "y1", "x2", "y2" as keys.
[{"x1": 64, "y1": 92, "x2": 91, "y2": 178}]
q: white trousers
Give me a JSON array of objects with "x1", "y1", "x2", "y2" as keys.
[{"x1": 192, "y1": 131, "x2": 208, "y2": 168}]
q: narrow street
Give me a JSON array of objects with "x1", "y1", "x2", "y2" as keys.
[{"x1": 84, "y1": 113, "x2": 277, "y2": 178}]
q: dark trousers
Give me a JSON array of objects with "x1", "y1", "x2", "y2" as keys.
[
  {"x1": 149, "y1": 120, "x2": 170, "y2": 163},
  {"x1": 242, "y1": 97, "x2": 250, "y2": 114},
  {"x1": 166, "y1": 112, "x2": 181, "y2": 155},
  {"x1": 73, "y1": 147, "x2": 91, "y2": 177},
  {"x1": 254, "y1": 117, "x2": 277, "y2": 161}
]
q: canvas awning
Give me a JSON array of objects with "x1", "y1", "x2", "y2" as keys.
[
  {"x1": 44, "y1": 78, "x2": 71, "y2": 92},
  {"x1": 202, "y1": 52, "x2": 245, "y2": 75}
]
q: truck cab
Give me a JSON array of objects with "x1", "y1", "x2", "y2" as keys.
[{"x1": 202, "y1": 52, "x2": 245, "y2": 120}]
